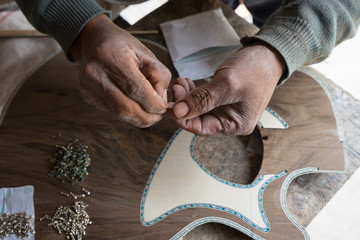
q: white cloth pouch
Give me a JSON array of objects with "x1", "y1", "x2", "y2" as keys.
[
  {"x1": 0, "y1": 185, "x2": 35, "y2": 240},
  {"x1": 160, "y1": 8, "x2": 242, "y2": 80}
]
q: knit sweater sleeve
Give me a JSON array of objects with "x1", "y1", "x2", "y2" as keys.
[
  {"x1": 241, "y1": 0, "x2": 360, "y2": 82},
  {"x1": 15, "y1": 0, "x2": 110, "y2": 61}
]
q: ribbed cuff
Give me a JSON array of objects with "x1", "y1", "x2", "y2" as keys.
[
  {"x1": 41, "y1": 0, "x2": 110, "y2": 61},
  {"x1": 241, "y1": 15, "x2": 317, "y2": 83}
]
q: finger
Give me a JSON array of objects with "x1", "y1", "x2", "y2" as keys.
[
  {"x1": 175, "y1": 77, "x2": 195, "y2": 93},
  {"x1": 184, "y1": 77, "x2": 196, "y2": 91},
  {"x1": 112, "y1": 58, "x2": 167, "y2": 115},
  {"x1": 171, "y1": 112, "x2": 223, "y2": 136},
  {"x1": 141, "y1": 59, "x2": 171, "y2": 103},
  {"x1": 173, "y1": 105, "x2": 256, "y2": 136},
  {"x1": 172, "y1": 81, "x2": 230, "y2": 119},
  {"x1": 106, "y1": 80, "x2": 163, "y2": 127},
  {"x1": 176, "y1": 77, "x2": 191, "y2": 93},
  {"x1": 83, "y1": 69, "x2": 163, "y2": 127},
  {"x1": 172, "y1": 84, "x2": 187, "y2": 102}
]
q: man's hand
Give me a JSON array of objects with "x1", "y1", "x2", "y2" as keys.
[
  {"x1": 171, "y1": 42, "x2": 286, "y2": 136},
  {"x1": 70, "y1": 14, "x2": 171, "y2": 127}
]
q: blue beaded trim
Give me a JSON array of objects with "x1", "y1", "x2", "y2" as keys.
[
  {"x1": 171, "y1": 216, "x2": 265, "y2": 240},
  {"x1": 140, "y1": 129, "x2": 286, "y2": 233}
]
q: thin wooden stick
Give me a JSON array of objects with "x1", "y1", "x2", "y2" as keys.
[
  {"x1": 0, "y1": 29, "x2": 159, "y2": 38},
  {"x1": 0, "y1": 30, "x2": 47, "y2": 38},
  {"x1": 127, "y1": 30, "x2": 159, "y2": 35}
]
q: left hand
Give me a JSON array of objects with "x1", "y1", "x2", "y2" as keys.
[
  {"x1": 170, "y1": 42, "x2": 286, "y2": 136},
  {"x1": 70, "y1": 14, "x2": 171, "y2": 127}
]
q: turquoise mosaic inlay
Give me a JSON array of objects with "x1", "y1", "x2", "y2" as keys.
[{"x1": 257, "y1": 107, "x2": 289, "y2": 129}]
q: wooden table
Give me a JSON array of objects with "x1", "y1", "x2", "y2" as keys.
[{"x1": 0, "y1": 0, "x2": 349, "y2": 239}]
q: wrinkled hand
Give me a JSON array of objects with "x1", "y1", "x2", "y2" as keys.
[
  {"x1": 70, "y1": 14, "x2": 171, "y2": 127},
  {"x1": 171, "y1": 42, "x2": 286, "y2": 136}
]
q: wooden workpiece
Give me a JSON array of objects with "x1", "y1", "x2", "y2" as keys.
[
  {"x1": 0, "y1": 39, "x2": 344, "y2": 240},
  {"x1": 0, "y1": 0, "x2": 346, "y2": 239}
]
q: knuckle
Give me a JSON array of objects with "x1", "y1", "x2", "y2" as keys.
[
  {"x1": 213, "y1": 68, "x2": 241, "y2": 95},
  {"x1": 219, "y1": 103, "x2": 258, "y2": 136},
  {"x1": 219, "y1": 120, "x2": 236, "y2": 136},
  {"x1": 124, "y1": 82, "x2": 144, "y2": 100},
  {"x1": 162, "y1": 67, "x2": 172, "y2": 82},
  {"x1": 240, "y1": 124, "x2": 256, "y2": 136},
  {"x1": 221, "y1": 119, "x2": 253, "y2": 136},
  {"x1": 236, "y1": 114, "x2": 257, "y2": 136},
  {"x1": 191, "y1": 87, "x2": 218, "y2": 113},
  {"x1": 114, "y1": 104, "x2": 159, "y2": 128}
]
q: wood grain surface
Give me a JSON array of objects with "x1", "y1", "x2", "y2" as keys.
[
  {"x1": 0, "y1": 0, "x2": 346, "y2": 239},
  {"x1": 0, "y1": 43, "x2": 177, "y2": 240},
  {"x1": 0, "y1": 41, "x2": 344, "y2": 240}
]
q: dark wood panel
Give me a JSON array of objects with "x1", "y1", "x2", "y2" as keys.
[{"x1": 0, "y1": 44, "x2": 344, "y2": 240}]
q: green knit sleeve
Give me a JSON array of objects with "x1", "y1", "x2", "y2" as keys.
[
  {"x1": 15, "y1": 0, "x2": 110, "y2": 61},
  {"x1": 241, "y1": 0, "x2": 360, "y2": 82}
]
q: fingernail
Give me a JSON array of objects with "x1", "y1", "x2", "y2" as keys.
[
  {"x1": 173, "y1": 101, "x2": 189, "y2": 118},
  {"x1": 162, "y1": 89, "x2": 168, "y2": 103}
]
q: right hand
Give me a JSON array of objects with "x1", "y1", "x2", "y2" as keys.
[
  {"x1": 70, "y1": 14, "x2": 171, "y2": 127},
  {"x1": 170, "y1": 42, "x2": 285, "y2": 136}
]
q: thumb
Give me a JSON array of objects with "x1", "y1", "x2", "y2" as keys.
[{"x1": 172, "y1": 81, "x2": 230, "y2": 119}]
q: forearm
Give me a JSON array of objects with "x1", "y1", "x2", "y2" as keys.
[
  {"x1": 242, "y1": 0, "x2": 360, "y2": 81},
  {"x1": 15, "y1": 0, "x2": 110, "y2": 61}
]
